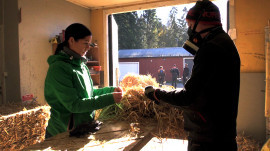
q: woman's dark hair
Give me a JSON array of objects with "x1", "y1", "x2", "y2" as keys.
[{"x1": 55, "y1": 23, "x2": 92, "y2": 55}]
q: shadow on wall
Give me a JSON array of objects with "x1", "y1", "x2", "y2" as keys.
[{"x1": 238, "y1": 73, "x2": 266, "y2": 142}]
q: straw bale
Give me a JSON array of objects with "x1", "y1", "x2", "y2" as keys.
[
  {"x1": 0, "y1": 105, "x2": 50, "y2": 150},
  {"x1": 120, "y1": 73, "x2": 159, "y2": 91},
  {"x1": 236, "y1": 132, "x2": 262, "y2": 151},
  {"x1": 0, "y1": 101, "x2": 42, "y2": 116},
  {"x1": 120, "y1": 74, "x2": 186, "y2": 139}
]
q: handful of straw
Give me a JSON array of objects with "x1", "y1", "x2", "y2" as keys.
[{"x1": 97, "y1": 73, "x2": 187, "y2": 139}]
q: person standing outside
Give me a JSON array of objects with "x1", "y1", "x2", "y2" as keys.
[
  {"x1": 170, "y1": 64, "x2": 180, "y2": 88},
  {"x1": 157, "y1": 66, "x2": 166, "y2": 87},
  {"x1": 145, "y1": 1, "x2": 240, "y2": 151},
  {"x1": 44, "y1": 23, "x2": 123, "y2": 138},
  {"x1": 182, "y1": 63, "x2": 190, "y2": 85}
]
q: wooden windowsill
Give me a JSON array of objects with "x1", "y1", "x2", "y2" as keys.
[
  {"x1": 86, "y1": 61, "x2": 99, "y2": 64},
  {"x1": 90, "y1": 73, "x2": 100, "y2": 76}
]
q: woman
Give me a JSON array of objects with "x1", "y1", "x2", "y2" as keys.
[{"x1": 44, "y1": 23, "x2": 122, "y2": 138}]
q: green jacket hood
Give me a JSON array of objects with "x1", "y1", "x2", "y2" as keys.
[{"x1": 47, "y1": 52, "x2": 82, "y2": 67}]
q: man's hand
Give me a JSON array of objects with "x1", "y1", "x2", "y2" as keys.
[
  {"x1": 144, "y1": 86, "x2": 155, "y2": 100},
  {"x1": 144, "y1": 86, "x2": 160, "y2": 104}
]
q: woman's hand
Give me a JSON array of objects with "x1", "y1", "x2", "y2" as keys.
[
  {"x1": 114, "y1": 87, "x2": 123, "y2": 93},
  {"x1": 113, "y1": 92, "x2": 122, "y2": 103},
  {"x1": 113, "y1": 87, "x2": 123, "y2": 103}
]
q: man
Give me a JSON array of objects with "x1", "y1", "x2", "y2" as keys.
[
  {"x1": 158, "y1": 66, "x2": 166, "y2": 87},
  {"x1": 182, "y1": 63, "x2": 190, "y2": 85},
  {"x1": 145, "y1": 1, "x2": 240, "y2": 151},
  {"x1": 170, "y1": 64, "x2": 180, "y2": 88}
]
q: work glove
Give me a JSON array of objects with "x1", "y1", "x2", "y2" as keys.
[
  {"x1": 144, "y1": 86, "x2": 160, "y2": 105},
  {"x1": 69, "y1": 120, "x2": 103, "y2": 138}
]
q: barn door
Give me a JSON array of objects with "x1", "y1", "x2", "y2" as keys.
[
  {"x1": 183, "y1": 57, "x2": 194, "y2": 78},
  {"x1": 108, "y1": 15, "x2": 119, "y2": 86}
]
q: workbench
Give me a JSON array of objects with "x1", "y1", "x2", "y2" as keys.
[
  {"x1": 23, "y1": 120, "x2": 155, "y2": 151},
  {"x1": 24, "y1": 119, "x2": 188, "y2": 151}
]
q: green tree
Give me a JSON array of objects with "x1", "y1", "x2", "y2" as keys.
[
  {"x1": 157, "y1": 7, "x2": 179, "y2": 47},
  {"x1": 158, "y1": 6, "x2": 188, "y2": 48},
  {"x1": 140, "y1": 9, "x2": 162, "y2": 48},
  {"x1": 113, "y1": 12, "x2": 143, "y2": 49},
  {"x1": 114, "y1": 6, "x2": 188, "y2": 49},
  {"x1": 167, "y1": 7, "x2": 180, "y2": 47},
  {"x1": 177, "y1": 7, "x2": 189, "y2": 47},
  {"x1": 156, "y1": 25, "x2": 168, "y2": 48}
]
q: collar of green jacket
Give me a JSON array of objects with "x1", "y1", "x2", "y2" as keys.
[
  {"x1": 62, "y1": 46, "x2": 88, "y2": 62},
  {"x1": 47, "y1": 47, "x2": 87, "y2": 67}
]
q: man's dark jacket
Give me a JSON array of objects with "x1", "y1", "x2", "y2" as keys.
[
  {"x1": 183, "y1": 67, "x2": 190, "y2": 78},
  {"x1": 170, "y1": 68, "x2": 180, "y2": 79},
  {"x1": 155, "y1": 27, "x2": 240, "y2": 142}
]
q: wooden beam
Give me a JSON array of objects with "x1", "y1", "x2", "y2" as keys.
[{"x1": 103, "y1": 0, "x2": 196, "y2": 14}]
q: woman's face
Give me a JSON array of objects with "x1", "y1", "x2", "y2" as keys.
[{"x1": 68, "y1": 35, "x2": 92, "y2": 56}]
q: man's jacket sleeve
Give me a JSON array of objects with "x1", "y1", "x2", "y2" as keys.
[{"x1": 155, "y1": 43, "x2": 219, "y2": 107}]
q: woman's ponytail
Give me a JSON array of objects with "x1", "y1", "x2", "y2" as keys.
[{"x1": 55, "y1": 41, "x2": 67, "y2": 55}]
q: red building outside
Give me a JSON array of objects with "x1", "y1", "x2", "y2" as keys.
[{"x1": 119, "y1": 47, "x2": 194, "y2": 82}]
